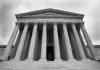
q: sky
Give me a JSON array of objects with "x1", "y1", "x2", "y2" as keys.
[{"x1": 0, "y1": 0, "x2": 100, "y2": 45}]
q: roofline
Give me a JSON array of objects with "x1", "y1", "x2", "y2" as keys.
[{"x1": 15, "y1": 8, "x2": 84, "y2": 18}]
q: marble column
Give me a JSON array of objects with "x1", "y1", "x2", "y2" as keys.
[
  {"x1": 27, "y1": 23, "x2": 38, "y2": 61},
  {"x1": 62, "y1": 23, "x2": 74, "y2": 60},
  {"x1": 80, "y1": 24, "x2": 100, "y2": 60},
  {"x1": 77, "y1": 28, "x2": 91, "y2": 59},
  {"x1": 40, "y1": 23, "x2": 47, "y2": 61},
  {"x1": 13, "y1": 23, "x2": 28, "y2": 61},
  {"x1": 0, "y1": 23, "x2": 19, "y2": 60},
  {"x1": 71, "y1": 24, "x2": 86, "y2": 59},
  {"x1": 69, "y1": 29, "x2": 80, "y2": 60},
  {"x1": 21, "y1": 29, "x2": 30, "y2": 60},
  {"x1": 10, "y1": 29, "x2": 22, "y2": 59},
  {"x1": 53, "y1": 23, "x2": 61, "y2": 61}
]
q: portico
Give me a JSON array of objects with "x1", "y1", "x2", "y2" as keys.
[{"x1": 0, "y1": 8, "x2": 99, "y2": 61}]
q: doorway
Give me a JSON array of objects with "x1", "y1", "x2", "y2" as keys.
[{"x1": 46, "y1": 46, "x2": 54, "y2": 61}]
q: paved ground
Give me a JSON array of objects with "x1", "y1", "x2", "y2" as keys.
[{"x1": 0, "y1": 60, "x2": 100, "y2": 70}]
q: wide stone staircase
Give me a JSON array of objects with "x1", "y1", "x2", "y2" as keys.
[{"x1": 0, "y1": 60, "x2": 100, "y2": 70}]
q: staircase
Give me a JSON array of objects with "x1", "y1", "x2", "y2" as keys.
[{"x1": 0, "y1": 60, "x2": 100, "y2": 70}]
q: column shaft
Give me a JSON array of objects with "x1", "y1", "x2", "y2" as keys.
[
  {"x1": 72, "y1": 24, "x2": 86, "y2": 59},
  {"x1": 21, "y1": 29, "x2": 30, "y2": 60},
  {"x1": 69, "y1": 29, "x2": 80, "y2": 60},
  {"x1": 10, "y1": 29, "x2": 22, "y2": 59},
  {"x1": 1, "y1": 24, "x2": 19, "y2": 60},
  {"x1": 78, "y1": 29, "x2": 91, "y2": 59},
  {"x1": 81, "y1": 24, "x2": 99, "y2": 60},
  {"x1": 53, "y1": 24, "x2": 61, "y2": 60},
  {"x1": 13, "y1": 24, "x2": 28, "y2": 60},
  {"x1": 62, "y1": 23, "x2": 74, "y2": 60},
  {"x1": 27, "y1": 24, "x2": 37, "y2": 61},
  {"x1": 40, "y1": 23, "x2": 47, "y2": 60}
]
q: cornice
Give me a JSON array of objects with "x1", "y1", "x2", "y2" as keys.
[
  {"x1": 15, "y1": 8, "x2": 84, "y2": 19},
  {"x1": 17, "y1": 15, "x2": 83, "y2": 19}
]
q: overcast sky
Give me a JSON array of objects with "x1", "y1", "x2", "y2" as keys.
[{"x1": 0, "y1": 0, "x2": 100, "y2": 45}]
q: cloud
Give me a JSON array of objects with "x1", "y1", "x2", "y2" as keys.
[
  {"x1": 0, "y1": 1, "x2": 14, "y2": 44},
  {"x1": 0, "y1": 0, "x2": 100, "y2": 45},
  {"x1": 88, "y1": 1, "x2": 100, "y2": 43}
]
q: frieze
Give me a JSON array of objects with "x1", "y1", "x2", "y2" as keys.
[
  {"x1": 17, "y1": 18, "x2": 83, "y2": 24},
  {"x1": 16, "y1": 8, "x2": 84, "y2": 19}
]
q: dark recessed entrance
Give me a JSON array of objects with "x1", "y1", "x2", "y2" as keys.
[
  {"x1": 46, "y1": 24, "x2": 54, "y2": 61},
  {"x1": 46, "y1": 46, "x2": 54, "y2": 61}
]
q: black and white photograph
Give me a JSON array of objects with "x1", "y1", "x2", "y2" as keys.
[{"x1": 0, "y1": 0, "x2": 100, "y2": 70}]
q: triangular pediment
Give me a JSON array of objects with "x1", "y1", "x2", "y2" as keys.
[{"x1": 16, "y1": 8, "x2": 84, "y2": 18}]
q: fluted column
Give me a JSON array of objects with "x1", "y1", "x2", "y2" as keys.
[
  {"x1": 62, "y1": 23, "x2": 75, "y2": 60},
  {"x1": 69, "y1": 29, "x2": 80, "y2": 59},
  {"x1": 10, "y1": 29, "x2": 22, "y2": 59},
  {"x1": 13, "y1": 23, "x2": 28, "y2": 61},
  {"x1": 0, "y1": 23, "x2": 19, "y2": 60},
  {"x1": 71, "y1": 24, "x2": 86, "y2": 60},
  {"x1": 77, "y1": 28, "x2": 91, "y2": 59},
  {"x1": 27, "y1": 23, "x2": 38, "y2": 61},
  {"x1": 80, "y1": 24, "x2": 100, "y2": 60},
  {"x1": 21, "y1": 29, "x2": 30, "y2": 60},
  {"x1": 40, "y1": 23, "x2": 47, "y2": 61},
  {"x1": 53, "y1": 23, "x2": 61, "y2": 61}
]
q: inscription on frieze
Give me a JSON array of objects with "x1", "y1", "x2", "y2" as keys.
[{"x1": 24, "y1": 11, "x2": 74, "y2": 17}]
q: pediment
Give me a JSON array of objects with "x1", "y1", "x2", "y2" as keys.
[{"x1": 16, "y1": 8, "x2": 84, "y2": 19}]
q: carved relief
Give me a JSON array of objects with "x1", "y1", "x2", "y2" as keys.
[
  {"x1": 16, "y1": 8, "x2": 83, "y2": 19},
  {"x1": 24, "y1": 11, "x2": 74, "y2": 17}
]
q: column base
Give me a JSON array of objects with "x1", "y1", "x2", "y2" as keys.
[
  {"x1": 39, "y1": 58, "x2": 47, "y2": 61},
  {"x1": 25, "y1": 58, "x2": 33, "y2": 61},
  {"x1": 95, "y1": 56, "x2": 100, "y2": 61},
  {"x1": 81, "y1": 58, "x2": 90, "y2": 62},
  {"x1": 54, "y1": 58, "x2": 62, "y2": 61},
  {"x1": 11, "y1": 58, "x2": 20, "y2": 61},
  {"x1": 68, "y1": 58, "x2": 76, "y2": 61},
  {"x1": 0, "y1": 56, "x2": 7, "y2": 61}
]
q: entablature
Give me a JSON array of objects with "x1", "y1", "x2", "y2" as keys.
[{"x1": 17, "y1": 18, "x2": 83, "y2": 23}]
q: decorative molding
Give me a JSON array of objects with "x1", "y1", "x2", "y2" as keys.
[
  {"x1": 16, "y1": 8, "x2": 84, "y2": 19},
  {"x1": 17, "y1": 18, "x2": 83, "y2": 23}
]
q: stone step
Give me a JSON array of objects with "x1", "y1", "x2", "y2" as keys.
[{"x1": 0, "y1": 61, "x2": 100, "y2": 70}]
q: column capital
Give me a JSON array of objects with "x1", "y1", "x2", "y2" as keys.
[
  {"x1": 39, "y1": 22, "x2": 47, "y2": 25},
  {"x1": 16, "y1": 22, "x2": 30, "y2": 25},
  {"x1": 30, "y1": 22, "x2": 38, "y2": 26},
  {"x1": 78, "y1": 22, "x2": 84, "y2": 26},
  {"x1": 15, "y1": 22, "x2": 20, "y2": 26},
  {"x1": 24, "y1": 22, "x2": 29, "y2": 25},
  {"x1": 44, "y1": 22, "x2": 47, "y2": 25},
  {"x1": 71, "y1": 23, "x2": 75, "y2": 26},
  {"x1": 33, "y1": 23, "x2": 38, "y2": 25},
  {"x1": 53, "y1": 22, "x2": 57, "y2": 25},
  {"x1": 62, "y1": 22, "x2": 67, "y2": 25}
]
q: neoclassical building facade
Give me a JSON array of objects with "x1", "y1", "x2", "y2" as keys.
[{"x1": 0, "y1": 8, "x2": 100, "y2": 70}]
